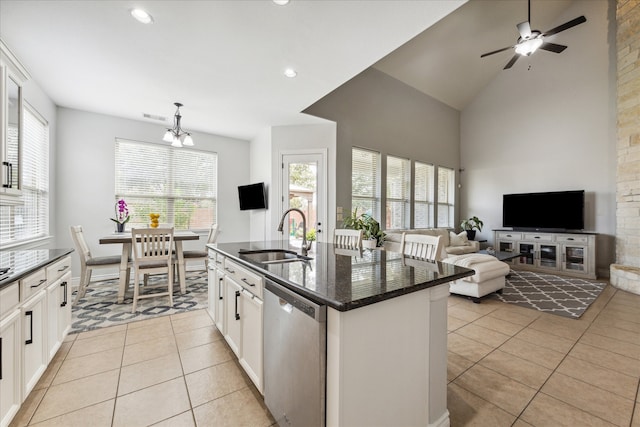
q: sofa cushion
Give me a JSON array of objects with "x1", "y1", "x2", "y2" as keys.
[
  {"x1": 449, "y1": 231, "x2": 469, "y2": 247},
  {"x1": 445, "y1": 245, "x2": 477, "y2": 255}
]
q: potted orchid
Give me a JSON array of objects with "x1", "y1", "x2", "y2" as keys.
[{"x1": 110, "y1": 199, "x2": 130, "y2": 232}]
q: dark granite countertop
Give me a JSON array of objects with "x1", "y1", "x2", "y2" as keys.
[
  {"x1": 208, "y1": 241, "x2": 474, "y2": 312},
  {"x1": 0, "y1": 248, "x2": 74, "y2": 290}
]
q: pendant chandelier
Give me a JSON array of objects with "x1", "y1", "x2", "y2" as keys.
[{"x1": 162, "y1": 102, "x2": 194, "y2": 147}]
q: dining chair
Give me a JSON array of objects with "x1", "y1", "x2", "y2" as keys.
[
  {"x1": 333, "y1": 228, "x2": 363, "y2": 249},
  {"x1": 69, "y1": 225, "x2": 129, "y2": 304},
  {"x1": 400, "y1": 233, "x2": 443, "y2": 264},
  {"x1": 181, "y1": 224, "x2": 219, "y2": 274},
  {"x1": 130, "y1": 227, "x2": 175, "y2": 313}
]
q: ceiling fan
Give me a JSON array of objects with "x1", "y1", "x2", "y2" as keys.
[{"x1": 481, "y1": 0, "x2": 586, "y2": 70}]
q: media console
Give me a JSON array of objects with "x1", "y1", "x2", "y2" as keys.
[{"x1": 493, "y1": 229, "x2": 597, "y2": 279}]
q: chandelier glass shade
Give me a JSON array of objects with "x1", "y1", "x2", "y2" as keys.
[{"x1": 163, "y1": 102, "x2": 194, "y2": 147}]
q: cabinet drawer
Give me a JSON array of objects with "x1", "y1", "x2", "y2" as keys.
[
  {"x1": 224, "y1": 259, "x2": 263, "y2": 299},
  {"x1": 46, "y1": 256, "x2": 72, "y2": 283},
  {"x1": 21, "y1": 269, "x2": 47, "y2": 301},
  {"x1": 496, "y1": 232, "x2": 522, "y2": 240},
  {"x1": 0, "y1": 282, "x2": 19, "y2": 318},
  {"x1": 556, "y1": 234, "x2": 589, "y2": 244},
  {"x1": 523, "y1": 233, "x2": 554, "y2": 242},
  {"x1": 212, "y1": 252, "x2": 225, "y2": 270}
]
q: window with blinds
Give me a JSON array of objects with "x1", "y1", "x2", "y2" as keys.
[
  {"x1": 386, "y1": 155, "x2": 410, "y2": 229},
  {"x1": 351, "y1": 147, "x2": 380, "y2": 219},
  {"x1": 414, "y1": 161, "x2": 434, "y2": 228},
  {"x1": 0, "y1": 104, "x2": 50, "y2": 246},
  {"x1": 114, "y1": 138, "x2": 217, "y2": 230},
  {"x1": 437, "y1": 166, "x2": 455, "y2": 228}
]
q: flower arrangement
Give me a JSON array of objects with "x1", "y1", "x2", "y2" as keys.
[{"x1": 110, "y1": 199, "x2": 130, "y2": 232}]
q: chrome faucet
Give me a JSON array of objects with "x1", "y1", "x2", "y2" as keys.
[{"x1": 277, "y1": 208, "x2": 312, "y2": 255}]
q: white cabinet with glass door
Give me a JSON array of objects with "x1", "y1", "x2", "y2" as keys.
[
  {"x1": 558, "y1": 234, "x2": 595, "y2": 277},
  {"x1": 517, "y1": 233, "x2": 559, "y2": 271},
  {"x1": 0, "y1": 41, "x2": 29, "y2": 202}
]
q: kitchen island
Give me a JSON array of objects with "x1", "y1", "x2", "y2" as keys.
[{"x1": 209, "y1": 241, "x2": 474, "y2": 427}]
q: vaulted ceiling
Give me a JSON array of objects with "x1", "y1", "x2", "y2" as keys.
[{"x1": 0, "y1": 0, "x2": 575, "y2": 141}]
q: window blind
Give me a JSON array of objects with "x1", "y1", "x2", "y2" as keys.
[
  {"x1": 386, "y1": 155, "x2": 410, "y2": 229},
  {"x1": 0, "y1": 104, "x2": 50, "y2": 246},
  {"x1": 114, "y1": 138, "x2": 217, "y2": 230},
  {"x1": 351, "y1": 147, "x2": 380, "y2": 219},
  {"x1": 437, "y1": 166, "x2": 455, "y2": 228},
  {"x1": 414, "y1": 162, "x2": 434, "y2": 228}
]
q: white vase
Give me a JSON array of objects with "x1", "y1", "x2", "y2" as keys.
[{"x1": 362, "y1": 239, "x2": 377, "y2": 249}]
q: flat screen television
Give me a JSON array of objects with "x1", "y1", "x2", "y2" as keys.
[
  {"x1": 238, "y1": 182, "x2": 267, "y2": 210},
  {"x1": 503, "y1": 190, "x2": 584, "y2": 231}
]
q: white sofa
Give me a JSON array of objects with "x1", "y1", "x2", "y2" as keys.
[{"x1": 383, "y1": 228, "x2": 479, "y2": 260}]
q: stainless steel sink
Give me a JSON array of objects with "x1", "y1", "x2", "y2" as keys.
[{"x1": 239, "y1": 249, "x2": 313, "y2": 264}]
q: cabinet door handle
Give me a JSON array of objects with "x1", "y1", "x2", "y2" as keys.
[
  {"x1": 567, "y1": 237, "x2": 574, "y2": 241},
  {"x1": 225, "y1": 267, "x2": 235, "y2": 274},
  {"x1": 241, "y1": 278, "x2": 256, "y2": 287},
  {"x1": 25, "y1": 310, "x2": 34, "y2": 345},
  {"x1": 58, "y1": 265, "x2": 69, "y2": 272},
  {"x1": 235, "y1": 290, "x2": 240, "y2": 320},
  {"x1": 534, "y1": 236, "x2": 540, "y2": 239},
  {"x1": 61, "y1": 281, "x2": 68, "y2": 307},
  {"x1": 31, "y1": 279, "x2": 47, "y2": 288},
  {"x1": 218, "y1": 277, "x2": 223, "y2": 300}
]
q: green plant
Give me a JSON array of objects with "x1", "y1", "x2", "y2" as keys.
[
  {"x1": 460, "y1": 216, "x2": 483, "y2": 232},
  {"x1": 343, "y1": 209, "x2": 385, "y2": 247},
  {"x1": 306, "y1": 228, "x2": 316, "y2": 242}
]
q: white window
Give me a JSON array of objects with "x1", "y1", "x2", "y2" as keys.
[
  {"x1": 0, "y1": 104, "x2": 50, "y2": 246},
  {"x1": 437, "y1": 166, "x2": 455, "y2": 228},
  {"x1": 351, "y1": 147, "x2": 380, "y2": 219},
  {"x1": 414, "y1": 161, "x2": 434, "y2": 228},
  {"x1": 386, "y1": 155, "x2": 410, "y2": 230},
  {"x1": 114, "y1": 138, "x2": 217, "y2": 230}
]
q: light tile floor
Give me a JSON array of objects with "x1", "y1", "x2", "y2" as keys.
[{"x1": 9, "y1": 284, "x2": 640, "y2": 427}]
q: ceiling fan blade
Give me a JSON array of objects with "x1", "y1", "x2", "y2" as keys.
[
  {"x1": 480, "y1": 45, "x2": 513, "y2": 58},
  {"x1": 517, "y1": 21, "x2": 532, "y2": 39},
  {"x1": 504, "y1": 54, "x2": 519, "y2": 70},
  {"x1": 539, "y1": 42, "x2": 567, "y2": 53},
  {"x1": 543, "y1": 16, "x2": 587, "y2": 37}
]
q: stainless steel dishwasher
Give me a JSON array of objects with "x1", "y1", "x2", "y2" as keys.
[{"x1": 264, "y1": 279, "x2": 327, "y2": 427}]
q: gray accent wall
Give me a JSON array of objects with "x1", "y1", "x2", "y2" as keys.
[
  {"x1": 304, "y1": 67, "x2": 461, "y2": 229},
  {"x1": 460, "y1": 0, "x2": 617, "y2": 277}
]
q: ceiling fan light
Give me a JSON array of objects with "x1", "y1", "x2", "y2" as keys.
[
  {"x1": 163, "y1": 130, "x2": 174, "y2": 143},
  {"x1": 515, "y1": 38, "x2": 543, "y2": 56}
]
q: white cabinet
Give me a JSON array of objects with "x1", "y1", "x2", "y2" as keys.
[
  {"x1": 494, "y1": 230, "x2": 597, "y2": 279},
  {"x1": 46, "y1": 272, "x2": 71, "y2": 361},
  {"x1": 239, "y1": 289, "x2": 263, "y2": 392},
  {"x1": 210, "y1": 253, "x2": 264, "y2": 394},
  {"x1": 207, "y1": 249, "x2": 225, "y2": 333},
  {"x1": 0, "y1": 283, "x2": 21, "y2": 427},
  {"x1": 224, "y1": 277, "x2": 242, "y2": 356},
  {"x1": 0, "y1": 40, "x2": 29, "y2": 203},
  {"x1": 21, "y1": 289, "x2": 46, "y2": 400}
]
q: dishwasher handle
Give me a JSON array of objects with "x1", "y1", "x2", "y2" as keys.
[{"x1": 265, "y1": 279, "x2": 325, "y2": 322}]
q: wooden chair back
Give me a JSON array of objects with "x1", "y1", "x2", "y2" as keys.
[
  {"x1": 334, "y1": 229, "x2": 363, "y2": 249},
  {"x1": 401, "y1": 233, "x2": 443, "y2": 262}
]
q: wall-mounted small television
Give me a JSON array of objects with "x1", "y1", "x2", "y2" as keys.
[
  {"x1": 238, "y1": 182, "x2": 267, "y2": 211},
  {"x1": 503, "y1": 190, "x2": 585, "y2": 231}
]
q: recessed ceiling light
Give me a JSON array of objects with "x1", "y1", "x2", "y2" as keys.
[
  {"x1": 273, "y1": 0, "x2": 290, "y2": 5},
  {"x1": 284, "y1": 68, "x2": 297, "y2": 78},
  {"x1": 130, "y1": 8, "x2": 154, "y2": 24}
]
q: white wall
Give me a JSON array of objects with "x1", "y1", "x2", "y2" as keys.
[
  {"x1": 460, "y1": 0, "x2": 616, "y2": 276},
  {"x1": 55, "y1": 108, "x2": 250, "y2": 278},
  {"x1": 248, "y1": 126, "x2": 272, "y2": 242}
]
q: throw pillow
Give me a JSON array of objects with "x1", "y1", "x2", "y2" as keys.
[{"x1": 449, "y1": 231, "x2": 470, "y2": 247}]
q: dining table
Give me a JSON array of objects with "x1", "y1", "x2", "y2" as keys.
[{"x1": 99, "y1": 230, "x2": 200, "y2": 304}]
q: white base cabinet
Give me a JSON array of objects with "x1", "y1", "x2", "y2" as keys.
[
  {"x1": 207, "y1": 248, "x2": 264, "y2": 394},
  {"x1": 0, "y1": 309, "x2": 21, "y2": 427},
  {"x1": 0, "y1": 253, "x2": 73, "y2": 427},
  {"x1": 494, "y1": 230, "x2": 596, "y2": 279}
]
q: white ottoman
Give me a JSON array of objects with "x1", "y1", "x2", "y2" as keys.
[{"x1": 443, "y1": 253, "x2": 510, "y2": 303}]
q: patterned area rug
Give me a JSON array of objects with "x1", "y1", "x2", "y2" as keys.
[
  {"x1": 71, "y1": 271, "x2": 208, "y2": 334},
  {"x1": 491, "y1": 270, "x2": 606, "y2": 319}
]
